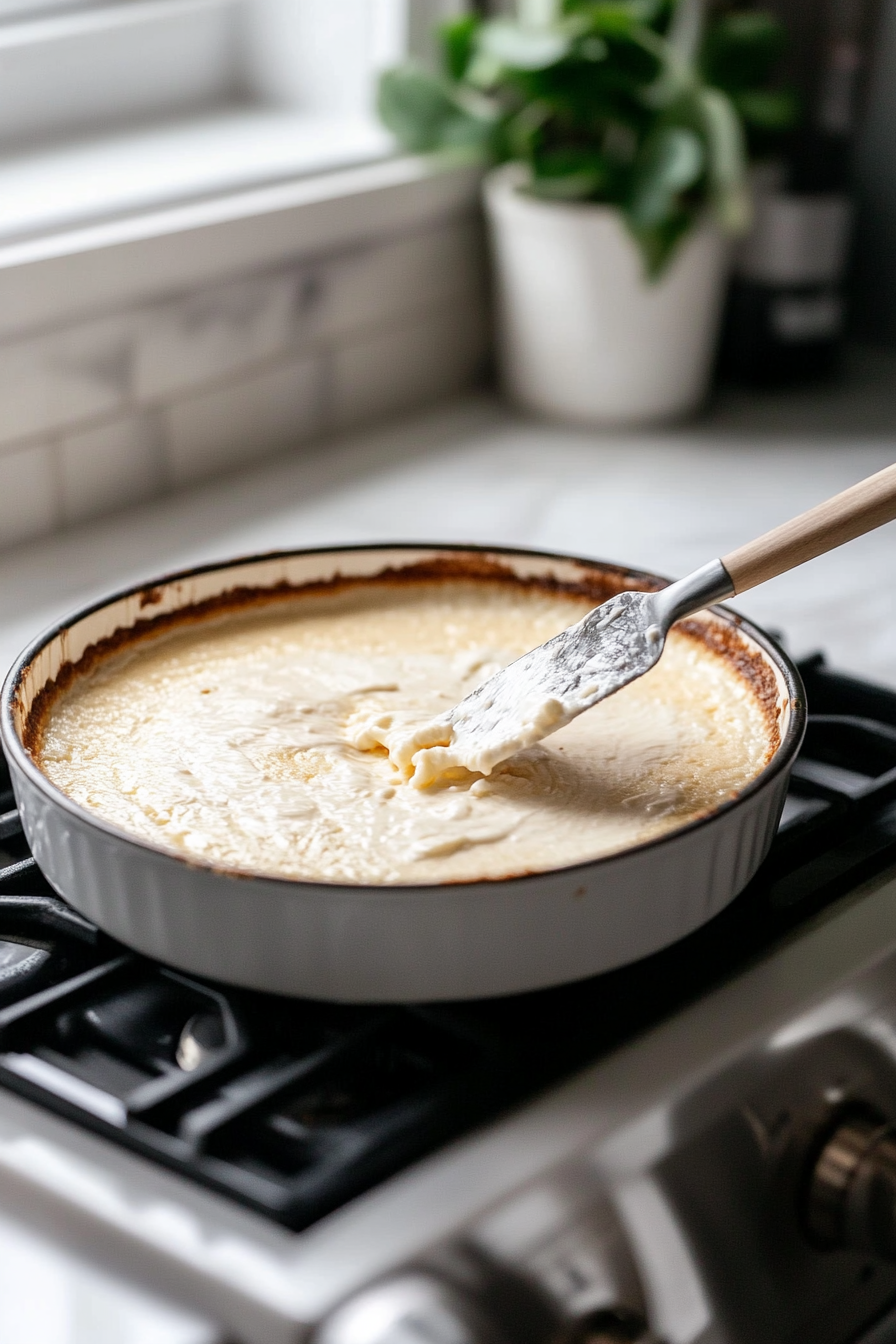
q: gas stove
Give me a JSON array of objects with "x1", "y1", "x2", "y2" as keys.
[{"x1": 4, "y1": 653, "x2": 896, "y2": 1343}]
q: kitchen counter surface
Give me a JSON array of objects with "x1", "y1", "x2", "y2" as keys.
[{"x1": 2, "y1": 348, "x2": 895, "y2": 689}]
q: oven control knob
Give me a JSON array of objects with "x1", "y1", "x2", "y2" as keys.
[
  {"x1": 314, "y1": 1274, "x2": 507, "y2": 1344},
  {"x1": 805, "y1": 1115, "x2": 896, "y2": 1259}
]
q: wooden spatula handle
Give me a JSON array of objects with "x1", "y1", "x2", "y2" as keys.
[{"x1": 721, "y1": 462, "x2": 896, "y2": 595}]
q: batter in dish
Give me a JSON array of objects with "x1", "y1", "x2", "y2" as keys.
[{"x1": 34, "y1": 581, "x2": 776, "y2": 885}]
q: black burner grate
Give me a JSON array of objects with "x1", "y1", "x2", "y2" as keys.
[{"x1": 2, "y1": 654, "x2": 896, "y2": 1231}]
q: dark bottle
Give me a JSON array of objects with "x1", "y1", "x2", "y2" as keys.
[{"x1": 719, "y1": 0, "x2": 881, "y2": 386}]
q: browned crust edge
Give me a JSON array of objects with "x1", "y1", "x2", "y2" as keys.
[
  {"x1": 20, "y1": 554, "x2": 780, "y2": 764},
  {"x1": 677, "y1": 615, "x2": 782, "y2": 763}
]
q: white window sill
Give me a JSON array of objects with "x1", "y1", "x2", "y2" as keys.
[
  {"x1": 0, "y1": 138, "x2": 482, "y2": 340},
  {"x1": 0, "y1": 108, "x2": 395, "y2": 245}
]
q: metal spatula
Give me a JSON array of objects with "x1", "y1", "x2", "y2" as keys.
[{"x1": 405, "y1": 463, "x2": 896, "y2": 785}]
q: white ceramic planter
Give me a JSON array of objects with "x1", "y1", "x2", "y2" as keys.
[{"x1": 484, "y1": 165, "x2": 731, "y2": 426}]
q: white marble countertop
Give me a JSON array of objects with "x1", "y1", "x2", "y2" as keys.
[{"x1": 2, "y1": 347, "x2": 896, "y2": 688}]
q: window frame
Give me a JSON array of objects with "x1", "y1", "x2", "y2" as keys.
[{"x1": 0, "y1": 0, "x2": 468, "y2": 246}]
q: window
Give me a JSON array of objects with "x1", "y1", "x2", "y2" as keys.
[{"x1": 0, "y1": 0, "x2": 465, "y2": 243}]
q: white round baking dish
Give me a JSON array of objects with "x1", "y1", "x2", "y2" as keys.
[{"x1": 1, "y1": 545, "x2": 805, "y2": 1003}]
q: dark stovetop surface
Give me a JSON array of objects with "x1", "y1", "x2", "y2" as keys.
[{"x1": 1, "y1": 654, "x2": 896, "y2": 1232}]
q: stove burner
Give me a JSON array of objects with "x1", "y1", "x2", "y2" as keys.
[{"x1": 2, "y1": 654, "x2": 896, "y2": 1231}]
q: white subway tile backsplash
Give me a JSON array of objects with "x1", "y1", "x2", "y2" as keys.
[
  {"x1": 331, "y1": 299, "x2": 488, "y2": 431},
  {"x1": 0, "y1": 209, "x2": 490, "y2": 550},
  {"x1": 133, "y1": 219, "x2": 485, "y2": 403},
  {"x1": 0, "y1": 439, "x2": 57, "y2": 546},
  {"x1": 60, "y1": 413, "x2": 164, "y2": 524},
  {"x1": 134, "y1": 267, "x2": 322, "y2": 402},
  {"x1": 319, "y1": 218, "x2": 487, "y2": 344},
  {"x1": 0, "y1": 316, "x2": 131, "y2": 447},
  {"x1": 164, "y1": 351, "x2": 325, "y2": 486}
]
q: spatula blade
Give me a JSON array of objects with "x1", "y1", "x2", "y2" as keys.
[{"x1": 426, "y1": 589, "x2": 666, "y2": 780}]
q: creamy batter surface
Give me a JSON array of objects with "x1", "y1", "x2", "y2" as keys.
[{"x1": 35, "y1": 581, "x2": 776, "y2": 885}]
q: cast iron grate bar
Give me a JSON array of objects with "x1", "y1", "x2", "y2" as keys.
[
  {"x1": 0, "y1": 810, "x2": 20, "y2": 842},
  {"x1": 0, "y1": 857, "x2": 54, "y2": 895},
  {"x1": 0, "y1": 654, "x2": 895, "y2": 1229},
  {"x1": 0, "y1": 958, "x2": 514, "y2": 1225}
]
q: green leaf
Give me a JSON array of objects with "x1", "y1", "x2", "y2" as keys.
[
  {"x1": 505, "y1": 99, "x2": 553, "y2": 159},
  {"x1": 701, "y1": 11, "x2": 787, "y2": 93},
  {"x1": 563, "y1": 0, "x2": 667, "y2": 28},
  {"x1": 530, "y1": 146, "x2": 615, "y2": 198},
  {"x1": 529, "y1": 172, "x2": 607, "y2": 200},
  {"x1": 698, "y1": 86, "x2": 750, "y2": 233},
  {"x1": 626, "y1": 23, "x2": 687, "y2": 107},
  {"x1": 627, "y1": 209, "x2": 693, "y2": 278},
  {"x1": 439, "y1": 15, "x2": 481, "y2": 82},
  {"x1": 464, "y1": 48, "x2": 506, "y2": 90},
  {"x1": 734, "y1": 87, "x2": 799, "y2": 131},
  {"x1": 577, "y1": 33, "x2": 608, "y2": 61},
  {"x1": 477, "y1": 19, "x2": 572, "y2": 70},
  {"x1": 582, "y1": 6, "x2": 655, "y2": 41},
  {"x1": 377, "y1": 67, "x2": 495, "y2": 155},
  {"x1": 377, "y1": 68, "x2": 458, "y2": 151},
  {"x1": 628, "y1": 124, "x2": 704, "y2": 226}
]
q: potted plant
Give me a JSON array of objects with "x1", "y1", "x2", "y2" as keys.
[{"x1": 379, "y1": 1, "x2": 794, "y2": 426}]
